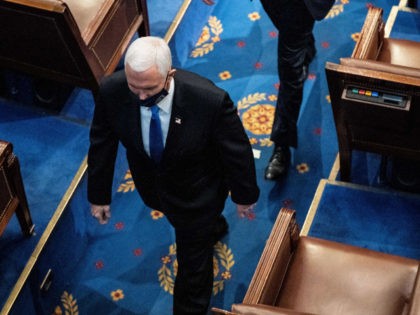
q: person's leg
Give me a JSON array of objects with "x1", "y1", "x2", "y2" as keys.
[
  {"x1": 270, "y1": 0, "x2": 315, "y2": 148},
  {"x1": 264, "y1": 0, "x2": 315, "y2": 179},
  {"x1": 172, "y1": 219, "x2": 217, "y2": 315}
]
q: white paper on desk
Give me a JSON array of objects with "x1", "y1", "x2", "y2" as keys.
[{"x1": 253, "y1": 149, "x2": 261, "y2": 159}]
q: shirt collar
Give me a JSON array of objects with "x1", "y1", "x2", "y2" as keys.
[{"x1": 156, "y1": 78, "x2": 174, "y2": 114}]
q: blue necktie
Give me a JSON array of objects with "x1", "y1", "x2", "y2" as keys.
[{"x1": 149, "y1": 105, "x2": 164, "y2": 163}]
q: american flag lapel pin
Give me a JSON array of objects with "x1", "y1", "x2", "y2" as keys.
[{"x1": 175, "y1": 117, "x2": 182, "y2": 124}]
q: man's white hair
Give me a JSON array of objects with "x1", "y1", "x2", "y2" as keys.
[{"x1": 124, "y1": 36, "x2": 172, "y2": 78}]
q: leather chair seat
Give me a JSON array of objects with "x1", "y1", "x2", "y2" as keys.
[{"x1": 274, "y1": 237, "x2": 418, "y2": 315}]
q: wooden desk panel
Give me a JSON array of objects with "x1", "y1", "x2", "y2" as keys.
[
  {"x1": 325, "y1": 62, "x2": 420, "y2": 181},
  {"x1": 0, "y1": 141, "x2": 34, "y2": 237},
  {"x1": 0, "y1": 0, "x2": 149, "y2": 93}
]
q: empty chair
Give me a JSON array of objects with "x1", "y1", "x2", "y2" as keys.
[{"x1": 212, "y1": 208, "x2": 420, "y2": 315}]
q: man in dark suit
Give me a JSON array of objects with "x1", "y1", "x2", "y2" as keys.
[
  {"x1": 262, "y1": 0, "x2": 335, "y2": 180},
  {"x1": 88, "y1": 36, "x2": 259, "y2": 315}
]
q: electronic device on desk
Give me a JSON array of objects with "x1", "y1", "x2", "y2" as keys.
[{"x1": 344, "y1": 86, "x2": 410, "y2": 110}]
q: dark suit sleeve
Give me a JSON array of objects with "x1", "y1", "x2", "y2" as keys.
[
  {"x1": 212, "y1": 92, "x2": 260, "y2": 205},
  {"x1": 87, "y1": 89, "x2": 119, "y2": 205}
]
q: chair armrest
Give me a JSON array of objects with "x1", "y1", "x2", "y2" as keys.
[
  {"x1": 242, "y1": 208, "x2": 299, "y2": 305},
  {"x1": 408, "y1": 268, "x2": 420, "y2": 315},
  {"x1": 231, "y1": 304, "x2": 317, "y2": 315}
]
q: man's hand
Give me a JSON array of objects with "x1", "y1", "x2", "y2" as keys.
[
  {"x1": 236, "y1": 203, "x2": 256, "y2": 218},
  {"x1": 202, "y1": 0, "x2": 215, "y2": 5},
  {"x1": 91, "y1": 204, "x2": 111, "y2": 224}
]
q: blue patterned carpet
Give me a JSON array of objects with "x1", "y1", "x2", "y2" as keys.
[
  {"x1": 51, "y1": 1, "x2": 403, "y2": 314},
  {"x1": 1, "y1": 0, "x2": 418, "y2": 314}
]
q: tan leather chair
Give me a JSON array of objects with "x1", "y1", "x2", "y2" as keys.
[
  {"x1": 0, "y1": 140, "x2": 34, "y2": 237},
  {"x1": 0, "y1": 0, "x2": 149, "y2": 93},
  {"x1": 212, "y1": 208, "x2": 420, "y2": 315},
  {"x1": 325, "y1": 7, "x2": 420, "y2": 181}
]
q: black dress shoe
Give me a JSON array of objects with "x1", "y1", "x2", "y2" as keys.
[
  {"x1": 213, "y1": 215, "x2": 229, "y2": 244},
  {"x1": 264, "y1": 146, "x2": 290, "y2": 180}
]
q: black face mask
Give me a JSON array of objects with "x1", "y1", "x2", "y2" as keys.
[
  {"x1": 138, "y1": 87, "x2": 169, "y2": 107},
  {"x1": 137, "y1": 73, "x2": 170, "y2": 107}
]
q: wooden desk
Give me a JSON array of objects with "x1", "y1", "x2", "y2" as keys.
[
  {"x1": 0, "y1": 141, "x2": 34, "y2": 236},
  {"x1": 0, "y1": 0, "x2": 149, "y2": 93},
  {"x1": 326, "y1": 62, "x2": 420, "y2": 181},
  {"x1": 325, "y1": 7, "x2": 420, "y2": 182}
]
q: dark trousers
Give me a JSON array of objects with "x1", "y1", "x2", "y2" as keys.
[
  {"x1": 261, "y1": 0, "x2": 315, "y2": 148},
  {"x1": 166, "y1": 213, "x2": 219, "y2": 315}
]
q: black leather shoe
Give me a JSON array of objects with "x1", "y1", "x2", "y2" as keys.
[
  {"x1": 264, "y1": 146, "x2": 290, "y2": 180},
  {"x1": 213, "y1": 215, "x2": 229, "y2": 244}
]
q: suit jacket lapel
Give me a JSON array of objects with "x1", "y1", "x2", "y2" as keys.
[
  {"x1": 122, "y1": 73, "x2": 187, "y2": 163},
  {"x1": 126, "y1": 92, "x2": 146, "y2": 154},
  {"x1": 162, "y1": 80, "x2": 186, "y2": 161}
]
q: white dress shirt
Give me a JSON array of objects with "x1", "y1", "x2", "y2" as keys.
[{"x1": 140, "y1": 79, "x2": 174, "y2": 156}]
